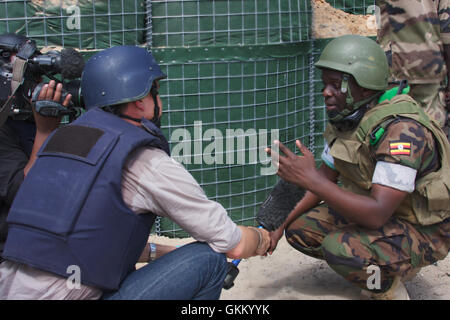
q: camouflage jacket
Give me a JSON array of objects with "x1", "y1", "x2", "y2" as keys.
[
  {"x1": 376, "y1": 0, "x2": 450, "y2": 84},
  {"x1": 324, "y1": 94, "x2": 450, "y2": 225}
]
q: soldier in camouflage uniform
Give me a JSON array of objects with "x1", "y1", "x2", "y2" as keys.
[
  {"x1": 267, "y1": 35, "x2": 450, "y2": 299},
  {"x1": 376, "y1": 0, "x2": 450, "y2": 136}
]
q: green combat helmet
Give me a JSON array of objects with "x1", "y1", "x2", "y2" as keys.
[{"x1": 315, "y1": 35, "x2": 389, "y2": 130}]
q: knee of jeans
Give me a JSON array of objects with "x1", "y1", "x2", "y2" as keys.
[
  {"x1": 204, "y1": 247, "x2": 228, "y2": 284},
  {"x1": 191, "y1": 242, "x2": 227, "y2": 271},
  {"x1": 210, "y1": 248, "x2": 227, "y2": 270}
]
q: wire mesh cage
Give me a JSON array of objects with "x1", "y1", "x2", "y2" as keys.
[
  {"x1": 325, "y1": 0, "x2": 375, "y2": 14},
  {"x1": 0, "y1": 0, "x2": 147, "y2": 49},
  {"x1": 150, "y1": 0, "x2": 312, "y2": 47}
]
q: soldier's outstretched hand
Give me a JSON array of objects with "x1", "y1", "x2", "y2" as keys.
[{"x1": 266, "y1": 139, "x2": 320, "y2": 190}]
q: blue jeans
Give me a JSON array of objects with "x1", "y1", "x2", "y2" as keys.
[{"x1": 102, "y1": 242, "x2": 228, "y2": 300}]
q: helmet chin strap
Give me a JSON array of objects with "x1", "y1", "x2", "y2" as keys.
[
  {"x1": 117, "y1": 84, "x2": 162, "y2": 128},
  {"x1": 149, "y1": 85, "x2": 161, "y2": 128},
  {"x1": 118, "y1": 109, "x2": 161, "y2": 128},
  {"x1": 118, "y1": 113, "x2": 142, "y2": 123}
]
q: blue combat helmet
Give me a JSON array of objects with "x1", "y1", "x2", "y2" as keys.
[{"x1": 81, "y1": 45, "x2": 166, "y2": 111}]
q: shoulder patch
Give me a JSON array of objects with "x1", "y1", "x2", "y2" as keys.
[{"x1": 389, "y1": 140, "x2": 411, "y2": 156}]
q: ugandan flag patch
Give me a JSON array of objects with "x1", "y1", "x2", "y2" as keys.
[{"x1": 390, "y1": 141, "x2": 411, "y2": 156}]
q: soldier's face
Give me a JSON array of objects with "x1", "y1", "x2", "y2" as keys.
[
  {"x1": 322, "y1": 69, "x2": 347, "y2": 115},
  {"x1": 321, "y1": 69, "x2": 364, "y2": 114}
]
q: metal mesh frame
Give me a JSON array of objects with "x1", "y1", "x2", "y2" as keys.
[
  {"x1": 0, "y1": 0, "x2": 147, "y2": 49},
  {"x1": 151, "y1": 0, "x2": 312, "y2": 47},
  {"x1": 325, "y1": 0, "x2": 376, "y2": 14}
]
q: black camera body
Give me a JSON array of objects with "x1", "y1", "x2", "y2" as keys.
[{"x1": 0, "y1": 33, "x2": 85, "y2": 123}]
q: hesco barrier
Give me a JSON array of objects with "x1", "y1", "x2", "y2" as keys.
[
  {"x1": 0, "y1": 0, "x2": 147, "y2": 49},
  {"x1": 324, "y1": 0, "x2": 375, "y2": 14},
  {"x1": 0, "y1": 0, "x2": 374, "y2": 237}
]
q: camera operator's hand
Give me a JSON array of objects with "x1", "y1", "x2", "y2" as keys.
[
  {"x1": 33, "y1": 80, "x2": 72, "y2": 134},
  {"x1": 24, "y1": 80, "x2": 72, "y2": 176}
]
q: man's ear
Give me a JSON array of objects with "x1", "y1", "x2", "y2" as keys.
[{"x1": 133, "y1": 99, "x2": 146, "y2": 112}]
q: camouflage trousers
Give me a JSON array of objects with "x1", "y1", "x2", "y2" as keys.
[
  {"x1": 285, "y1": 204, "x2": 450, "y2": 292},
  {"x1": 409, "y1": 83, "x2": 449, "y2": 137}
]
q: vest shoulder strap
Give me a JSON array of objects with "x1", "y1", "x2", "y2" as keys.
[{"x1": 356, "y1": 95, "x2": 429, "y2": 142}]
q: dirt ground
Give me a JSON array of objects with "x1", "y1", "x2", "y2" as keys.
[
  {"x1": 148, "y1": 235, "x2": 450, "y2": 300},
  {"x1": 312, "y1": 0, "x2": 377, "y2": 39}
]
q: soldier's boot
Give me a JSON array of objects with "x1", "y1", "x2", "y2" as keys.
[{"x1": 361, "y1": 276, "x2": 410, "y2": 300}]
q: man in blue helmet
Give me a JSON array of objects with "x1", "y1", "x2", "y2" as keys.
[{"x1": 0, "y1": 45, "x2": 270, "y2": 300}]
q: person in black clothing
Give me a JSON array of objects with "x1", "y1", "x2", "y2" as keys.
[{"x1": 0, "y1": 34, "x2": 72, "y2": 260}]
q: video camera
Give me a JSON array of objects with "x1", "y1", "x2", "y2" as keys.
[{"x1": 0, "y1": 33, "x2": 85, "y2": 126}]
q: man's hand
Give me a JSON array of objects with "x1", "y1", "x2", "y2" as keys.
[
  {"x1": 226, "y1": 226, "x2": 271, "y2": 260},
  {"x1": 266, "y1": 139, "x2": 320, "y2": 190},
  {"x1": 33, "y1": 80, "x2": 72, "y2": 134},
  {"x1": 24, "y1": 80, "x2": 72, "y2": 176},
  {"x1": 268, "y1": 226, "x2": 284, "y2": 254}
]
